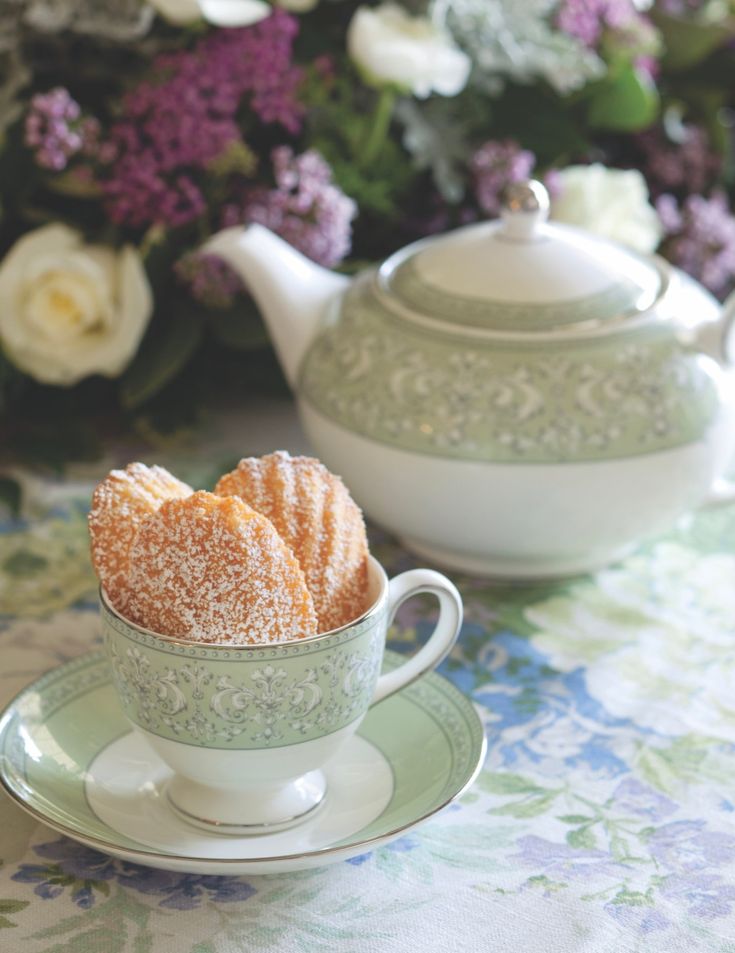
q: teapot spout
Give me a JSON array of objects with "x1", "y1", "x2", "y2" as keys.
[{"x1": 203, "y1": 224, "x2": 349, "y2": 389}]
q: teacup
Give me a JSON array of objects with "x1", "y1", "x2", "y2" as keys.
[{"x1": 101, "y1": 556, "x2": 462, "y2": 834}]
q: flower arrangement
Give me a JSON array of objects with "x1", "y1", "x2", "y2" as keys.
[{"x1": 0, "y1": 0, "x2": 734, "y2": 464}]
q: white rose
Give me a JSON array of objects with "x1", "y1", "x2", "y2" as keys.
[
  {"x1": 0, "y1": 224, "x2": 152, "y2": 386},
  {"x1": 149, "y1": 0, "x2": 270, "y2": 26},
  {"x1": 551, "y1": 163, "x2": 662, "y2": 254},
  {"x1": 347, "y1": 3, "x2": 471, "y2": 98}
]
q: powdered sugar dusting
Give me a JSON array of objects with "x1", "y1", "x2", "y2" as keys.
[
  {"x1": 125, "y1": 491, "x2": 318, "y2": 644},
  {"x1": 215, "y1": 450, "x2": 369, "y2": 631},
  {"x1": 88, "y1": 463, "x2": 192, "y2": 611}
]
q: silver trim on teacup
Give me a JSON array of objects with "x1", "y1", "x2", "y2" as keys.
[
  {"x1": 99, "y1": 554, "x2": 389, "y2": 650},
  {"x1": 165, "y1": 784, "x2": 328, "y2": 835}
]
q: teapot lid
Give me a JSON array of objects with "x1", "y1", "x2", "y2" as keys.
[{"x1": 378, "y1": 180, "x2": 666, "y2": 334}]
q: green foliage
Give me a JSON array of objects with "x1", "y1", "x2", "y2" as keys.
[
  {"x1": 0, "y1": 122, "x2": 41, "y2": 229},
  {"x1": 0, "y1": 899, "x2": 30, "y2": 929},
  {"x1": 634, "y1": 735, "x2": 735, "y2": 794},
  {"x1": 488, "y1": 790, "x2": 561, "y2": 818},
  {"x1": 3, "y1": 548, "x2": 47, "y2": 575},
  {"x1": 653, "y1": 10, "x2": 735, "y2": 70},
  {"x1": 0, "y1": 477, "x2": 21, "y2": 517},
  {"x1": 587, "y1": 65, "x2": 660, "y2": 132},
  {"x1": 0, "y1": 349, "x2": 26, "y2": 423},
  {"x1": 566, "y1": 826, "x2": 598, "y2": 850},
  {"x1": 119, "y1": 305, "x2": 205, "y2": 410},
  {"x1": 30, "y1": 884, "x2": 156, "y2": 953},
  {"x1": 477, "y1": 771, "x2": 563, "y2": 818},
  {"x1": 208, "y1": 303, "x2": 269, "y2": 351},
  {"x1": 2, "y1": 383, "x2": 106, "y2": 470},
  {"x1": 478, "y1": 772, "x2": 545, "y2": 795},
  {"x1": 304, "y1": 67, "x2": 415, "y2": 219},
  {"x1": 488, "y1": 83, "x2": 591, "y2": 165}
]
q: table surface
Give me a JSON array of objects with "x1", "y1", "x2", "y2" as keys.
[{"x1": 2, "y1": 399, "x2": 735, "y2": 953}]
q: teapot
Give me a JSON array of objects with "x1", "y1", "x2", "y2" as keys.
[{"x1": 205, "y1": 180, "x2": 735, "y2": 579}]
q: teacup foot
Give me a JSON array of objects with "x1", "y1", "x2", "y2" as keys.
[{"x1": 165, "y1": 771, "x2": 327, "y2": 836}]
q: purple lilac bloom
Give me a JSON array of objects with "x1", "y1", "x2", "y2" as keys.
[
  {"x1": 224, "y1": 147, "x2": 357, "y2": 268},
  {"x1": 470, "y1": 140, "x2": 536, "y2": 217},
  {"x1": 648, "y1": 820, "x2": 735, "y2": 873},
  {"x1": 637, "y1": 124, "x2": 721, "y2": 195},
  {"x1": 103, "y1": 12, "x2": 304, "y2": 229},
  {"x1": 610, "y1": 778, "x2": 678, "y2": 822},
  {"x1": 469, "y1": 144, "x2": 561, "y2": 219},
  {"x1": 556, "y1": 0, "x2": 658, "y2": 74},
  {"x1": 605, "y1": 901, "x2": 671, "y2": 934},
  {"x1": 12, "y1": 838, "x2": 257, "y2": 911},
  {"x1": 656, "y1": 191, "x2": 735, "y2": 299},
  {"x1": 12, "y1": 839, "x2": 117, "y2": 908},
  {"x1": 659, "y1": 873, "x2": 735, "y2": 920},
  {"x1": 175, "y1": 252, "x2": 245, "y2": 309},
  {"x1": 116, "y1": 864, "x2": 257, "y2": 909},
  {"x1": 513, "y1": 835, "x2": 628, "y2": 881},
  {"x1": 556, "y1": 0, "x2": 636, "y2": 48},
  {"x1": 24, "y1": 87, "x2": 100, "y2": 172}
]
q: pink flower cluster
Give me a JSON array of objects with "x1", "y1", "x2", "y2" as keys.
[
  {"x1": 174, "y1": 252, "x2": 245, "y2": 310},
  {"x1": 657, "y1": 191, "x2": 735, "y2": 299},
  {"x1": 225, "y1": 147, "x2": 357, "y2": 268},
  {"x1": 637, "y1": 124, "x2": 721, "y2": 196},
  {"x1": 556, "y1": 0, "x2": 637, "y2": 49},
  {"x1": 24, "y1": 87, "x2": 100, "y2": 171},
  {"x1": 103, "y1": 11, "x2": 304, "y2": 229},
  {"x1": 470, "y1": 140, "x2": 537, "y2": 217},
  {"x1": 556, "y1": 0, "x2": 658, "y2": 75}
]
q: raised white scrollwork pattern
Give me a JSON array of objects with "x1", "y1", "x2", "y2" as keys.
[
  {"x1": 301, "y1": 278, "x2": 719, "y2": 464},
  {"x1": 105, "y1": 634, "x2": 383, "y2": 748}
]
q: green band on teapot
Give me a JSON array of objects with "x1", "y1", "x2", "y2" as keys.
[{"x1": 299, "y1": 275, "x2": 721, "y2": 465}]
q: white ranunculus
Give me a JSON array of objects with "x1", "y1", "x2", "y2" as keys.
[
  {"x1": 149, "y1": 0, "x2": 270, "y2": 26},
  {"x1": 347, "y1": 3, "x2": 471, "y2": 98},
  {"x1": 0, "y1": 224, "x2": 152, "y2": 386},
  {"x1": 551, "y1": 163, "x2": 662, "y2": 254}
]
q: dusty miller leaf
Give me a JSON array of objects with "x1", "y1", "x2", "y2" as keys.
[{"x1": 394, "y1": 98, "x2": 470, "y2": 203}]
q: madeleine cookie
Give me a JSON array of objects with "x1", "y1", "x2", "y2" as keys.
[
  {"x1": 124, "y1": 491, "x2": 318, "y2": 644},
  {"x1": 215, "y1": 451, "x2": 369, "y2": 632},
  {"x1": 88, "y1": 462, "x2": 192, "y2": 611}
]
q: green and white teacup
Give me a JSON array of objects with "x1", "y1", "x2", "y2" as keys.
[{"x1": 101, "y1": 556, "x2": 462, "y2": 834}]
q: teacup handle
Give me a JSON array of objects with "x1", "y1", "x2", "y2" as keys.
[{"x1": 371, "y1": 569, "x2": 463, "y2": 705}]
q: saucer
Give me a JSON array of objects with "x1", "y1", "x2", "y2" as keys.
[{"x1": 0, "y1": 651, "x2": 485, "y2": 875}]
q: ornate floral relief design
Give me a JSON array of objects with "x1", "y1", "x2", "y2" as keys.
[
  {"x1": 300, "y1": 278, "x2": 720, "y2": 464},
  {"x1": 109, "y1": 646, "x2": 187, "y2": 730},
  {"x1": 106, "y1": 632, "x2": 383, "y2": 748},
  {"x1": 211, "y1": 666, "x2": 322, "y2": 743}
]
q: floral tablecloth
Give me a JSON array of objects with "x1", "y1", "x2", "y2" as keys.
[{"x1": 3, "y1": 401, "x2": 735, "y2": 953}]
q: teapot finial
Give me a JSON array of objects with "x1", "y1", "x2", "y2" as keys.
[{"x1": 500, "y1": 180, "x2": 549, "y2": 241}]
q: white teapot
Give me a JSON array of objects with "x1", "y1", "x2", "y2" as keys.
[{"x1": 205, "y1": 180, "x2": 735, "y2": 578}]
